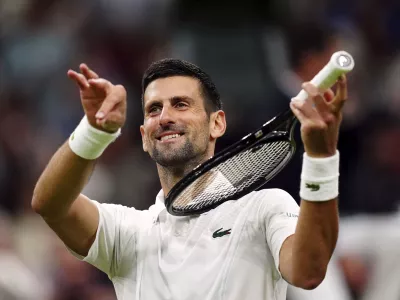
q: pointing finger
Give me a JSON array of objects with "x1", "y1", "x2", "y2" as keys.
[
  {"x1": 67, "y1": 70, "x2": 90, "y2": 90},
  {"x1": 80, "y1": 63, "x2": 99, "y2": 80}
]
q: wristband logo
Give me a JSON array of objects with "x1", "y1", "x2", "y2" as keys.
[
  {"x1": 71, "y1": 132, "x2": 75, "y2": 141},
  {"x1": 305, "y1": 183, "x2": 320, "y2": 191}
]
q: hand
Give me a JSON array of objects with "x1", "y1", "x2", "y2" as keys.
[
  {"x1": 290, "y1": 75, "x2": 348, "y2": 158},
  {"x1": 67, "y1": 64, "x2": 127, "y2": 133}
]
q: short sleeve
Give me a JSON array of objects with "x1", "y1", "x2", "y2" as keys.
[
  {"x1": 261, "y1": 189, "x2": 300, "y2": 274},
  {"x1": 68, "y1": 200, "x2": 151, "y2": 278}
]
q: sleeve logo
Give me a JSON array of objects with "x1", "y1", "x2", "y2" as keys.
[{"x1": 285, "y1": 213, "x2": 298, "y2": 218}]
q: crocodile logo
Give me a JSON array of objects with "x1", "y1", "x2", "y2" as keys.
[
  {"x1": 306, "y1": 183, "x2": 320, "y2": 191},
  {"x1": 212, "y1": 228, "x2": 231, "y2": 238}
]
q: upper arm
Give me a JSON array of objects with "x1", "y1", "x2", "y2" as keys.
[
  {"x1": 261, "y1": 189, "x2": 299, "y2": 281},
  {"x1": 45, "y1": 195, "x2": 148, "y2": 277},
  {"x1": 44, "y1": 193, "x2": 99, "y2": 257},
  {"x1": 279, "y1": 234, "x2": 295, "y2": 284}
]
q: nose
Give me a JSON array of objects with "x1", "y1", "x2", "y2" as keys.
[{"x1": 159, "y1": 105, "x2": 175, "y2": 127}]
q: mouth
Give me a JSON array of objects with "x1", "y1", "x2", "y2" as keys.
[{"x1": 156, "y1": 133, "x2": 184, "y2": 143}]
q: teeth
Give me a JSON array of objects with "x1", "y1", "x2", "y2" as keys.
[{"x1": 160, "y1": 134, "x2": 181, "y2": 141}]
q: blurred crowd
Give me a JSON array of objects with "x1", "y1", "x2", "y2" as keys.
[{"x1": 1, "y1": 0, "x2": 400, "y2": 299}]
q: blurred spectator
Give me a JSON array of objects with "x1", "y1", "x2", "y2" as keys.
[{"x1": 0, "y1": 212, "x2": 48, "y2": 300}]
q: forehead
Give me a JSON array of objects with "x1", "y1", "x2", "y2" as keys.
[{"x1": 143, "y1": 76, "x2": 202, "y2": 105}]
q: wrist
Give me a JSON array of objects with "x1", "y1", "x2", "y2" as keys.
[
  {"x1": 300, "y1": 150, "x2": 339, "y2": 201},
  {"x1": 304, "y1": 151, "x2": 337, "y2": 159},
  {"x1": 68, "y1": 116, "x2": 121, "y2": 160}
]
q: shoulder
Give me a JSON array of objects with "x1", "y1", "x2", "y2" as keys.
[
  {"x1": 93, "y1": 200, "x2": 154, "y2": 229},
  {"x1": 243, "y1": 188, "x2": 295, "y2": 205},
  {"x1": 242, "y1": 189, "x2": 299, "y2": 215},
  {"x1": 248, "y1": 188, "x2": 293, "y2": 200}
]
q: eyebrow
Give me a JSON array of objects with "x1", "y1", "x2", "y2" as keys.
[
  {"x1": 170, "y1": 95, "x2": 194, "y2": 103},
  {"x1": 145, "y1": 96, "x2": 194, "y2": 110},
  {"x1": 145, "y1": 100, "x2": 162, "y2": 111}
]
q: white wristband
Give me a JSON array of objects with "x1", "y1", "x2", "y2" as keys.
[
  {"x1": 68, "y1": 116, "x2": 121, "y2": 160},
  {"x1": 300, "y1": 151, "x2": 339, "y2": 201}
]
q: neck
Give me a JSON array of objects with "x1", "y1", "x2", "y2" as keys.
[{"x1": 157, "y1": 155, "x2": 210, "y2": 196}]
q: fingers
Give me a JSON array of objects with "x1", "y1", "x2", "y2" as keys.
[
  {"x1": 290, "y1": 97, "x2": 320, "y2": 128},
  {"x1": 67, "y1": 70, "x2": 90, "y2": 90},
  {"x1": 67, "y1": 64, "x2": 100, "y2": 90},
  {"x1": 290, "y1": 101, "x2": 308, "y2": 123},
  {"x1": 96, "y1": 109, "x2": 124, "y2": 132},
  {"x1": 331, "y1": 75, "x2": 348, "y2": 112},
  {"x1": 68, "y1": 65, "x2": 126, "y2": 132},
  {"x1": 95, "y1": 84, "x2": 126, "y2": 119},
  {"x1": 290, "y1": 97, "x2": 328, "y2": 136},
  {"x1": 80, "y1": 64, "x2": 99, "y2": 80},
  {"x1": 68, "y1": 66, "x2": 110, "y2": 96},
  {"x1": 324, "y1": 89, "x2": 335, "y2": 103},
  {"x1": 299, "y1": 82, "x2": 330, "y2": 117},
  {"x1": 96, "y1": 94, "x2": 127, "y2": 132},
  {"x1": 88, "y1": 78, "x2": 113, "y2": 95}
]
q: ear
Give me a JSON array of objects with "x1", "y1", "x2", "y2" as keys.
[
  {"x1": 210, "y1": 110, "x2": 226, "y2": 139},
  {"x1": 140, "y1": 125, "x2": 148, "y2": 152}
]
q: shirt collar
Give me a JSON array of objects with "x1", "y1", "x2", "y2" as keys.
[
  {"x1": 155, "y1": 189, "x2": 166, "y2": 209},
  {"x1": 151, "y1": 189, "x2": 166, "y2": 224}
]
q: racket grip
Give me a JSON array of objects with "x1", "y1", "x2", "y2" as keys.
[{"x1": 293, "y1": 51, "x2": 355, "y2": 101}]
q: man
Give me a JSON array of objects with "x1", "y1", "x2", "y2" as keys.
[{"x1": 32, "y1": 59, "x2": 346, "y2": 300}]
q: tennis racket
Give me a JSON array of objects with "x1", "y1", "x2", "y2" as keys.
[{"x1": 165, "y1": 51, "x2": 355, "y2": 216}]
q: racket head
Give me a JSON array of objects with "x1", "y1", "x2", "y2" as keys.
[{"x1": 165, "y1": 109, "x2": 298, "y2": 216}]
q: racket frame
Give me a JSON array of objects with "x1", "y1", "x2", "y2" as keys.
[{"x1": 165, "y1": 109, "x2": 298, "y2": 216}]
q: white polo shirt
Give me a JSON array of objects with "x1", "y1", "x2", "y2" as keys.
[{"x1": 72, "y1": 188, "x2": 299, "y2": 300}]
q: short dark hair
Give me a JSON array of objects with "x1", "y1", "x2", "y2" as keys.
[{"x1": 141, "y1": 58, "x2": 222, "y2": 114}]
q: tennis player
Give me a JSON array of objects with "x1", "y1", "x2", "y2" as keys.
[{"x1": 32, "y1": 59, "x2": 346, "y2": 300}]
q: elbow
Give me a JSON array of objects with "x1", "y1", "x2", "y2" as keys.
[
  {"x1": 31, "y1": 187, "x2": 48, "y2": 216},
  {"x1": 295, "y1": 275, "x2": 325, "y2": 290},
  {"x1": 31, "y1": 194, "x2": 44, "y2": 215},
  {"x1": 292, "y1": 267, "x2": 327, "y2": 290}
]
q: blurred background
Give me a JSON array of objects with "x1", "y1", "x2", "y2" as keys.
[{"x1": 1, "y1": 0, "x2": 400, "y2": 299}]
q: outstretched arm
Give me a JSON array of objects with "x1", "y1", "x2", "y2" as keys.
[
  {"x1": 32, "y1": 64, "x2": 127, "y2": 256},
  {"x1": 279, "y1": 76, "x2": 347, "y2": 289}
]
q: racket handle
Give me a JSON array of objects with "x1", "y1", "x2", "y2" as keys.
[{"x1": 294, "y1": 51, "x2": 355, "y2": 101}]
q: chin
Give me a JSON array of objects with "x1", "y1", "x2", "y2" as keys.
[
  {"x1": 151, "y1": 148, "x2": 208, "y2": 170},
  {"x1": 153, "y1": 154, "x2": 192, "y2": 168}
]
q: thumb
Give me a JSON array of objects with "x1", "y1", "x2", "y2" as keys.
[{"x1": 95, "y1": 84, "x2": 126, "y2": 119}]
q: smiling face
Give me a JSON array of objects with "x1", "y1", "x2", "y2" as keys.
[{"x1": 140, "y1": 76, "x2": 226, "y2": 169}]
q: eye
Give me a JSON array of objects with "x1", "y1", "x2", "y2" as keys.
[
  {"x1": 175, "y1": 102, "x2": 188, "y2": 109},
  {"x1": 148, "y1": 105, "x2": 162, "y2": 115}
]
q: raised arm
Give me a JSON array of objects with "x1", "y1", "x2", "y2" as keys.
[
  {"x1": 279, "y1": 76, "x2": 347, "y2": 289},
  {"x1": 32, "y1": 64, "x2": 127, "y2": 256}
]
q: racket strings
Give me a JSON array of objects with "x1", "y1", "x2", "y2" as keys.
[{"x1": 172, "y1": 140, "x2": 292, "y2": 211}]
